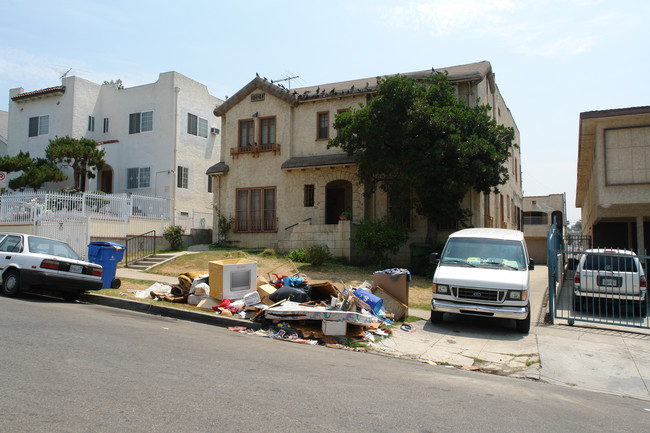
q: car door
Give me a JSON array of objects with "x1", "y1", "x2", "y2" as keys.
[{"x1": 0, "y1": 234, "x2": 24, "y2": 279}]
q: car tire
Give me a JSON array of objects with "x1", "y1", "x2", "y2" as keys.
[
  {"x1": 637, "y1": 297, "x2": 648, "y2": 318},
  {"x1": 573, "y1": 295, "x2": 584, "y2": 312},
  {"x1": 430, "y1": 310, "x2": 444, "y2": 324},
  {"x1": 515, "y1": 304, "x2": 531, "y2": 333},
  {"x1": 1, "y1": 270, "x2": 21, "y2": 297}
]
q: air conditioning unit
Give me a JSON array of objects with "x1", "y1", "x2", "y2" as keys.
[{"x1": 210, "y1": 127, "x2": 220, "y2": 135}]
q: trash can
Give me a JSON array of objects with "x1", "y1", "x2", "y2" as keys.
[
  {"x1": 88, "y1": 242, "x2": 125, "y2": 289},
  {"x1": 410, "y1": 242, "x2": 434, "y2": 276}
]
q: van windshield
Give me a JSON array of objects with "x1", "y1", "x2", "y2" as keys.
[{"x1": 441, "y1": 237, "x2": 526, "y2": 270}]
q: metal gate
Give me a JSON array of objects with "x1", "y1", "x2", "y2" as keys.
[
  {"x1": 548, "y1": 223, "x2": 649, "y2": 329},
  {"x1": 34, "y1": 214, "x2": 90, "y2": 260}
]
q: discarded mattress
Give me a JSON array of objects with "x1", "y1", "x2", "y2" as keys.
[{"x1": 264, "y1": 301, "x2": 378, "y2": 326}]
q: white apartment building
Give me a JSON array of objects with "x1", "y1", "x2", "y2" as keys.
[{"x1": 7, "y1": 72, "x2": 222, "y2": 228}]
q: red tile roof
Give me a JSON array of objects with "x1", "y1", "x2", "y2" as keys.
[{"x1": 11, "y1": 86, "x2": 66, "y2": 101}]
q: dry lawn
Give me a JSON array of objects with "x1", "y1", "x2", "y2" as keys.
[{"x1": 134, "y1": 250, "x2": 433, "y2": 310}]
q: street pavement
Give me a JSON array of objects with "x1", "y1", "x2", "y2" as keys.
[{"x1": 114, "y1": 257, "x2": 650, "y2": 401}]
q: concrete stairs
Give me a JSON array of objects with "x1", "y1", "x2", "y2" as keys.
[{"x1": 125, "y1": 253, "x2": 178, "y2": 271}]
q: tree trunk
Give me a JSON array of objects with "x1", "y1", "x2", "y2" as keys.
[{"x1": 425, "y1": 217, "x2": 438, "y2": 245}]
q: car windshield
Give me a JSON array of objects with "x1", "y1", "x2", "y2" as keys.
[
  {"x1": 28, "y1": 237, "x2": 80, "y2": 260},
  {"x1": 440, "y1": 237, "x2": 526, "y2": 269},
  {"x1": 583, "y1": 253, "x2": 637, "y2": 272}
]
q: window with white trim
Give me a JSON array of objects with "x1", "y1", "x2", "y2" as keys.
[
  {"x1": 129, "y1": 111, "x2": 153, "y2": 134},
  {"x1": 127, "y1": 167, "x2": 151, "y2": 189},
  {"x1": 187, "y1": 113, "x2": 208, "y2": 138},
  {"x1": 28, "y1": 115, "x2": 49, "y2": 137},
  {"x1": 177, "y1": 166, "x2": 188, "y2": 189},
  {"x1": 88, "y1": 116, "x2": 95, "y2": 132},
  {"x1": 103, "y1": 118, "x2": 109, "y2": 133}
]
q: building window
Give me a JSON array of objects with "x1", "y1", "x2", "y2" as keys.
[
  {"x1": 523, "y1": 212, "x2": 548, "y2": 225},
  {"x1": 304, "y1": 184, "x2": 314, "y2": 207},
  {"x1": 188, "y1": 113, "x2": 208, "y2": 138},
  {"x1": 28, "y1": 115, "x2": 49, "y2": 137},
  {"x1": 127, "y1": 167, "x2": 150, "y2": 189},
  {"x1": 129, "y1": 111, "x2": 153, "y2": 134},
  {"x1": 260, "y1": 117, "x2": 276, "y2": 150},
  {"x1": 103, "y1": 118, "x2": 109, "y2": 133},
  {"x1": 207, "y1": 175, "x2": 213, "y2": 193},
  {"x1": 177, "y1": 166, "x2": 188, "y2": 189},
  {"x1": 238, "y1": 119, "x2": 254, "y2": 151},
  {"x1": 88, "y1": 116, "x2": 95, "y2": 132},
  {"x1": 317, "y1": 112, "x2": 329, "y2": 140},
  {"x1": 236, "y1": 187, "x2": 276, "y2": 232},
  {"x1": 387, "y1": 183, "x2": 412, "y2": 229}
]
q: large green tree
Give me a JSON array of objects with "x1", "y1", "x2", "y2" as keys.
[
  {"x1": 329, "y1": 73, "x2": 516, "y2": 244},
  {"x1": 45, "y1": 136, "x2": 106, "y2": 191},
  {"x1": 0, "y1": 151, "x2": 67, "y2": 191}
]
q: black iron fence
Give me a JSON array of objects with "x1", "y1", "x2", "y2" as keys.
[{"x1": 125, "y1": 230, "x2": 156, "y2": 267}]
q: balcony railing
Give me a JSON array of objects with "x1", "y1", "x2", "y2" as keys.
[{"x1": 231, "y1": 143, "x2": 281, "y2": 158}]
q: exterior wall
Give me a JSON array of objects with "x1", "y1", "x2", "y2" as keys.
[
  {"x1": 213, "y1": 65, "x2": 522, "y2": 267},
  {"x1": 523, "y1": 193, "x2": 566, "y2": 264},
  {"x1": 576, "y1": 108, "x2": 650, "y2": 252},
  {"x1": 7, "y1": 73, "x2": 222, "y2": 228}
]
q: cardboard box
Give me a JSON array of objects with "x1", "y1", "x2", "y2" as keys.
[
  {"x1": 373, "y1": 271, "x2": 409, "y2": 306},
  {"x1": 322, "y1": 320, "x2": 347, "y2": 336},
  {"x1": 208, "y1": 259, "x2": 257, "y2": 300},
  {"x1": 257, "y1": 283, "x2": 277, "y2": 306},
  {"x1": 372, "y1": 286, "x2": 408, "y2": 321}
]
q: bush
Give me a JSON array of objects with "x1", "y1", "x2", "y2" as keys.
[
  {"x1": 305, "y1": 244, "x2": 332, "y2": 266},
  {"x1": 286, "y1": 249, "x2": 307, "y2": 262},
  {"x1": 352, "y1": 218, "x2": 409, "y2": 267},
  {"x1": 163, "y1": 225, "x2": 184, "y2": 250}
]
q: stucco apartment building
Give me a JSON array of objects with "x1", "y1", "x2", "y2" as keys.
[
  {"x1": 523, "y1": 193, "x2": 566, "y2": 264},
  {"x1": 0, "y1": 110, "x2": 7, "y2": 157},
  {"x1": 7, "y1": 72, "x2": 222, "y2": 228},
  {"x1": 576, "y1": 106, "x2": 650, "y2": 253},
  {"x1": 208, "y1": 61, "x2": 522, "y2": 265}
]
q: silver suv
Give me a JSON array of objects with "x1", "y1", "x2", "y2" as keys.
[{"x1": 573, "y1": 249, "x2": 647, "y2": 317}]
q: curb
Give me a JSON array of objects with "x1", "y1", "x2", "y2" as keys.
[{"x1": 80, "y1": 293, "x2": 264, "y2": 331}]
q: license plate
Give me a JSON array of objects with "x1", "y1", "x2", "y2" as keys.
[
  {"x1": 69, "y1": 264, "x2": 83, "y2": 274},
  {"x1": 599, "y1": 277, "x2": 617, "y2": 286}
]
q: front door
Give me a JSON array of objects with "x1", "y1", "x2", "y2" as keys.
[{"x1": 101, "y1": 170, "x2": 113, "y2": 194}]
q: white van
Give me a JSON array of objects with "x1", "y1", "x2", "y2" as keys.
[{"x1": 430, "y1": 228, "x2": 534, "y2": 333}]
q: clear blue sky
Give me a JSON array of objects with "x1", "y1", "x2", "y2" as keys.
[{"x1": 2, "y1": 0, "x2": 649, "y2": 224}]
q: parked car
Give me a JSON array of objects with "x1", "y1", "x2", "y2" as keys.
[
  {"x1": 0, "y1": 233, "x2": 103, "y2": 300},
  {"x1": 573, "y1": 249, "x2": 647, "y2": 317},
  {"x1": 430, "y1": 228, "x2": 534, "y2": 333}
]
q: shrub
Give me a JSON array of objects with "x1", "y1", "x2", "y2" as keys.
[
  {"x1": 352, "y1": 218, "x2": 409, "y2": 267},
  {"x1": 163, "y1": 225, "x2": 184, "y2": 250},
  {"x1": 286, "y1": 249, "x2": 307, "y2": 262},
  {"x1": 305, "y1": 244, "x2": 332, "y2": 266}
]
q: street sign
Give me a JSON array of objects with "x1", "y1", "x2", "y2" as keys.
[{"x1": 0, "y1": 171, "x2": 6, "y2": 189}]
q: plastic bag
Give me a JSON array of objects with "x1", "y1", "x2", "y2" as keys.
[{"x1": 269, "y1": 285, "x2": 311, "y2": 303}]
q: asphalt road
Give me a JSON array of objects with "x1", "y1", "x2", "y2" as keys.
[{"x1": 1, "y1": 294, "x2": 649, "y2": 432}]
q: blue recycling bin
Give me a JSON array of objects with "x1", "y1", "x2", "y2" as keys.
[{"x1": 88, "y1": 242, "x2": 125, "y2": 289}]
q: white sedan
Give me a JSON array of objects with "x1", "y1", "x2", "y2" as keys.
[{"x1": 0, "y1": 233, "x2": 104, "y2": 301}]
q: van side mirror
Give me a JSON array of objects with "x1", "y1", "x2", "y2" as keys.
[
  {"x1": 430, "y1": 252, "x2": 440, "y2": 263},
  {"x1": 529, "y1": 258, "x2": 535, "y2": 270}
]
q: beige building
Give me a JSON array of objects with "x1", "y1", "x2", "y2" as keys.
[
  {"x1": 208, "y1": 61, "x2": 522, "y2": 265},
  {"x1": 523, "y1": 193, "x2": 566, "y2": 264},
  {"x1": 576, "y1": 106, "x2": 650, "y2": 253}
]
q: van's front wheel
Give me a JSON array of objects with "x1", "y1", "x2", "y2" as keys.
[
  {"x1": 516, "y1": 305, "x2": 531, "y2": 333},
  {"x1": 430, "y1": 310, "x2": 444, "y2": 324}
]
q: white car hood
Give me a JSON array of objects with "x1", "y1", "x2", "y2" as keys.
[{"x1": 434, "y1": 264, "x2": 528, "y2": 290}]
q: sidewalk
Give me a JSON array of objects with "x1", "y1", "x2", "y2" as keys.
[{"x1": 113, "y1": 264, "x2": 650, "y2": 401}]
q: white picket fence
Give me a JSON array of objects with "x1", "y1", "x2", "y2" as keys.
[{"x1": 0, "y1": 191, "x2": 180, "y2": 259}]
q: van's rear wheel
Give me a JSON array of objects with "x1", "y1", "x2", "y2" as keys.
[{"x1": 430, "y1": 310, "x2": 444, "y2": 324}]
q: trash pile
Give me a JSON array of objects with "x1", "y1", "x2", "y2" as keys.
[{"x1": 135, "y1": 258, "x2": 411, "y2": 347}]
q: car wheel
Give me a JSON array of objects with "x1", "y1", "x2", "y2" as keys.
[
  {"x1": 430, "y1": 310, "x2": 444, "y2": 324},
  {"x1": 573, "y1": 295, "x2": 584, "y2": 312},
  {"x1": 637, "y1": 297, "x2": 648, "y2": 318},
  {"x1": 516, "y1": 304, "x2": 531, "y2": 333},
  {"x1": 1, "y1": 270, "x2": 21, "y2": 297}
]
